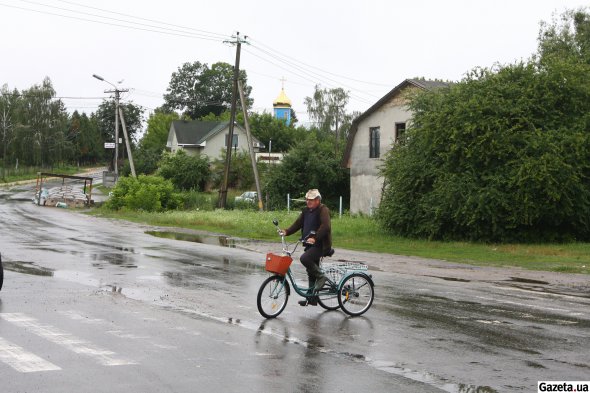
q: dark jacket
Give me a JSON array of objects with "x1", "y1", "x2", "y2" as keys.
[{"x1": 285, "y1": 204, "x2": 332, "y2": 254}]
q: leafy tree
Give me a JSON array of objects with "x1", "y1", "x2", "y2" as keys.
[
  {"x1": 158, "y1": 149, "x2": 210, "y2": 191},
  {"x1": 162, "y1": 61, "x2": 253, "y2": 119},
  {"x1": 210, "y1": 149, "x2": 258, "y2": 190},
  {"x1": 94, "y1": 99, "x2": 145, "y2": 147},
  {"x1": 130, "y1": 110, "x2": 181, "y2": 175},
  {"x1": 264, "y1": 134, "x2": 349, "y2": 210},
  {"x1": 0, "y1": 85, "x2": 18, "y2": 177},
  {"x1": 67, "y1": 111, "x2": 103, "y2": 166},
  {"x1": 304, "y1": 85, "x2": 356, "y2": 145},
  {"x1": 16, "y1": 78, "x2": 69, "y2": 166},
  {"x1": 378, "y1": 9, "x2": 590, "y2": 242}
]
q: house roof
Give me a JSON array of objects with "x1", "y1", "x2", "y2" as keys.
[
  {"x1": 341, "y1": 78, "x2": 449, "y2": 167},
  {"x1": 171, "y1": 120, "x2": 231, "y2": 146},
  {"x1": 170, "y1": 120, "x2": 264, "y2": 149}
]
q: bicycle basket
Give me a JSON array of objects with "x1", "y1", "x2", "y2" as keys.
[{"x1": 265, "y1": 253, "x2": 293, "y2": 275}]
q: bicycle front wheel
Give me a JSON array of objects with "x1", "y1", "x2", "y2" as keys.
[
  {"x1": 338, "y1": 273, "x2": 374, "y2": 316},
  {"x1": 257, "y1": 275, "x2": 290, "y2": 318}
]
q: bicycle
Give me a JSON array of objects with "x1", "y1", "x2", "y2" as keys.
[{"x1": 256, "y1": 219, "x2": 375, "y2": 318}]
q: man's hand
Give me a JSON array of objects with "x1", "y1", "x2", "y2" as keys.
[
  {"x1": 306, "y1": 237, "x2": 316, "y2": 245},
  {"x1": 278, "y1": 229, "x2": 286, "y2": 236}
]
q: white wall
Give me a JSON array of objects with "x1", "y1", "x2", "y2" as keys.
[{"x1": 349, "y1": 92, "x2": 414, "y2": 215}]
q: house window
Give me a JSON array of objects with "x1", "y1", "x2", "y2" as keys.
[
  {"x1": 225, "y1": 133, "x2": 239, "y2": 147},
  {"x1": 369, "y1": 127, "x2": 380, "y2": 158},
  {"x1": 395, "y1": 122, "x2": 406, "y2": 143}
]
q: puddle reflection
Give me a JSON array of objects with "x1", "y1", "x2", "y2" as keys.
[
  {"x1": 3, "y1": 261, "x2": 54, "y2": 277},
  {"x1": 146, "y1": 231, "x2": 238, "y2": 248}
]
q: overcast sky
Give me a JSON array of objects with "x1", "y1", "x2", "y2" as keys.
[{"x1": 0, "y1": 0, "x2": 586, "y2": 126}]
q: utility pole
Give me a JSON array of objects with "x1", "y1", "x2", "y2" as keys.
[
  {"x1": 93, "y1": 74, "x2": 129, "y2": 179},
  {"x1": 118, "y1": 107, "x2": 136, "y2": 178},
  {"x1": 238, "y1": 80, "x2": 263, "y2": 211},
  {"x1": 218, "y1": 32, "x2": 248, "y2": 209}
]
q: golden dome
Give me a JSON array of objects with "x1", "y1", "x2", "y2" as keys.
[{"x1": 273, "y1": 88, "x2": 292, "y2": 106}]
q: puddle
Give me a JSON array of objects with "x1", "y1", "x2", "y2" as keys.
[
  {"x1": 3, "y1": 261, "x2": 54, "y2": 277},
  {"x1": 509, "y1": 277, "x2": 549, "y2": 285},
  {"x1": 146, "y1": 231, "x2": 238, "y2": 248},
  {"x1": 426, "y1": 275, "x2": 471, "y2": 283}
]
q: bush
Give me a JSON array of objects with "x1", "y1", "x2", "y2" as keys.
[
  {"x1": 378, "y1": 59, "x2": 590, "y2": 242},
  {"x1": 158, "y1": 150, "x2": 210, "y2": 191},
  {"x1": 105, "y1": 175, "x2": 182, "y2": 212}
]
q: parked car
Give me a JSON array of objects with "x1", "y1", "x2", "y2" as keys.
[{"x1": 235, "y1": 191, "x2": 257, "y2": 204}]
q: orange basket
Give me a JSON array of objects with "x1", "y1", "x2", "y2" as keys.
[{"x1": 265, "y1": 253, "x2": 293, "y2": 275}]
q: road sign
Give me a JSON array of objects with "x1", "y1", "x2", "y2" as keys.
[{"x1": 104, "y1": 142, "x2": 116, "y2": 149}]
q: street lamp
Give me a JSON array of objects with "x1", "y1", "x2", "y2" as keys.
[{"x1": 93, "y1": 74, "x2": 121, "y2": 177}]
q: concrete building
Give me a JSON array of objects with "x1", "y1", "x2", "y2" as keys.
[{"x1": 342, "y1": 79, "x2": 448, "y2": 215}]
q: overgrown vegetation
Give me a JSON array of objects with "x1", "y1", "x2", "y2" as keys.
[{"x1": 378, "y1": 8, "x2": 590, "y2": 242}]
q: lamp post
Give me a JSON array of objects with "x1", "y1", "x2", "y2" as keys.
[{"x1": 93, "y1": 74, "x2": 127, "y2": 177}]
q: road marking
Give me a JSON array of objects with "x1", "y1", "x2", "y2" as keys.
[
  {"x1": 0, "y1": 313, "x2": 136, "y2": 366},
  {"x1": 0, "y1": 336, "x2": 61, "y2": 372}
]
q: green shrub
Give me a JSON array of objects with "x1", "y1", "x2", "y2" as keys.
[{"x1": 105, "y1": 175, "x2": 182, "y2": 212}]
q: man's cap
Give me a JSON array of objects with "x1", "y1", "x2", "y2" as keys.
[{"x1": 305, "y1": 189, "x2": 321, "y2": 200}]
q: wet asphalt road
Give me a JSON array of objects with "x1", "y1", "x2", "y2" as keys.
[{"x1": 0, "y1": 184, "x2": 589, "y2": 392}]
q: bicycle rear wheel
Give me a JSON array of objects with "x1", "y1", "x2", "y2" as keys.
[
  {"x1": 257, "y1": 275, "x2": 290, "y2": 318},
  {"x1": 338, "y1": 273, "x2": 374, "y2": 316},
  {"x1": 317, "y1": 281, "x2": 340, "y2": 310}
]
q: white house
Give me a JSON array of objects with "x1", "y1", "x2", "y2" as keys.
[
  {"x1": 166, "y1": 120, "x2": 264, "y2": 160},
  {"x1": 342, "y1": 79, "x2": 449, "y2": 215}
]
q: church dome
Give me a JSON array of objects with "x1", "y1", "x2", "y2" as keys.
[{"x1": 273, "y1": 89, "x2": 292, "y2": 106}]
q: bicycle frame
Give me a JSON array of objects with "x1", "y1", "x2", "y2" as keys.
[{"x1": 273, "y1": 231, "x2": 338, "y2": 299}]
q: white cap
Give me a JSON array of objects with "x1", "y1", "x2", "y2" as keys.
[{"x1": 305, "y1": 189, "x2": 321, "y2": 200}]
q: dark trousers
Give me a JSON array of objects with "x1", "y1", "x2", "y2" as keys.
[{"x1": 300, "y1": 246, "x2": 324, "y2": 277}]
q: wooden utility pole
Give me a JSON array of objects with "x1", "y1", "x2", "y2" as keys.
[
  {"x1": 238, "y1": 80, "x2": 263, "y2": 211},
  {"x1": 104, "y1": 87, "x2": 128, "y2": 177},
  {"x1": 218, "y1": 32, "x2": 248, "y2": 208},
  {"x1": 118, "y1": 107, "x2": 136, "y2": 178}
]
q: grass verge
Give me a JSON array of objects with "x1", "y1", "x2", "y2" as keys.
[{"x1": 88, "y1": 207, "x2": 590, "y2": 274}]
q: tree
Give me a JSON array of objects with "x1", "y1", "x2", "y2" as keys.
[
  {"x1": 378, "y1": 9, "x2": 590, "y2": 242},
  {"x1": 0, "y1": 85, "x2": 17, "y2": 178},
  {"x1": 94, "y1": 99, "x2": 145, "y2": 146},
  {"x1": 17, "y1": 78, "x2": 68, "y2": 167},
  {"x1": 162, "y1": 61, "x2": 253, "y2": 119},
  {"x1": 158, "y1": 150, "x2": 210, "y2": 191},
  {"x1": 131, "y1": 110, "x2": 180, "y2": 175},
  {"x1": 264, "y1": 134, "x2": 349, "y2": 210},
  {"x1": 67, "y1": 111, "x2": 103, "y2": 166},
  {"x1": 304, "y1": 85, "x2": 355, "y2": 145}
]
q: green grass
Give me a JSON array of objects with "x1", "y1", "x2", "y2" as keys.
[{"x1": 88, "y1": 207, "x2": 590, "y2": 274}]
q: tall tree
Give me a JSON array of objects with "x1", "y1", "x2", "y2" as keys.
[
  {"x1": 17, "y1": 78, "x2": 68, "y2": 166},
  {"x1": 0, "y1": 85, "x2": 17, "y2": 177},
  {"x1": 304, "y1": 85, "x2": 354, "y2": 145},
  {"x1": 162, "y1": 61, "x2": 253, "y2": 119}
]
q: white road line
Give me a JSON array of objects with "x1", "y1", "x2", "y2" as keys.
[
  {"x1": 0, "y1": 336, "x2": 61, "y2": 372},
  {"x1": 0, "y1": 313, "x2": 136, "y2": 366}
]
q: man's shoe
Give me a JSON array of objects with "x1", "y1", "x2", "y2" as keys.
[{"x1": 298, "y1": 297, "x2": 318, "y2": 306}]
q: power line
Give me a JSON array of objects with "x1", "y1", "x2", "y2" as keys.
[
  {"x1": 0, "y1": 2, "x2": 228, "y2": 41},
  {"x1": 250, "y1": 37, "x2": 391, "y2": 88}
]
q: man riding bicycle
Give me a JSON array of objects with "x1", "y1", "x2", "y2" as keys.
[{"x1": 279, "y1": 189, "x2": 332, "y2": 306}]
